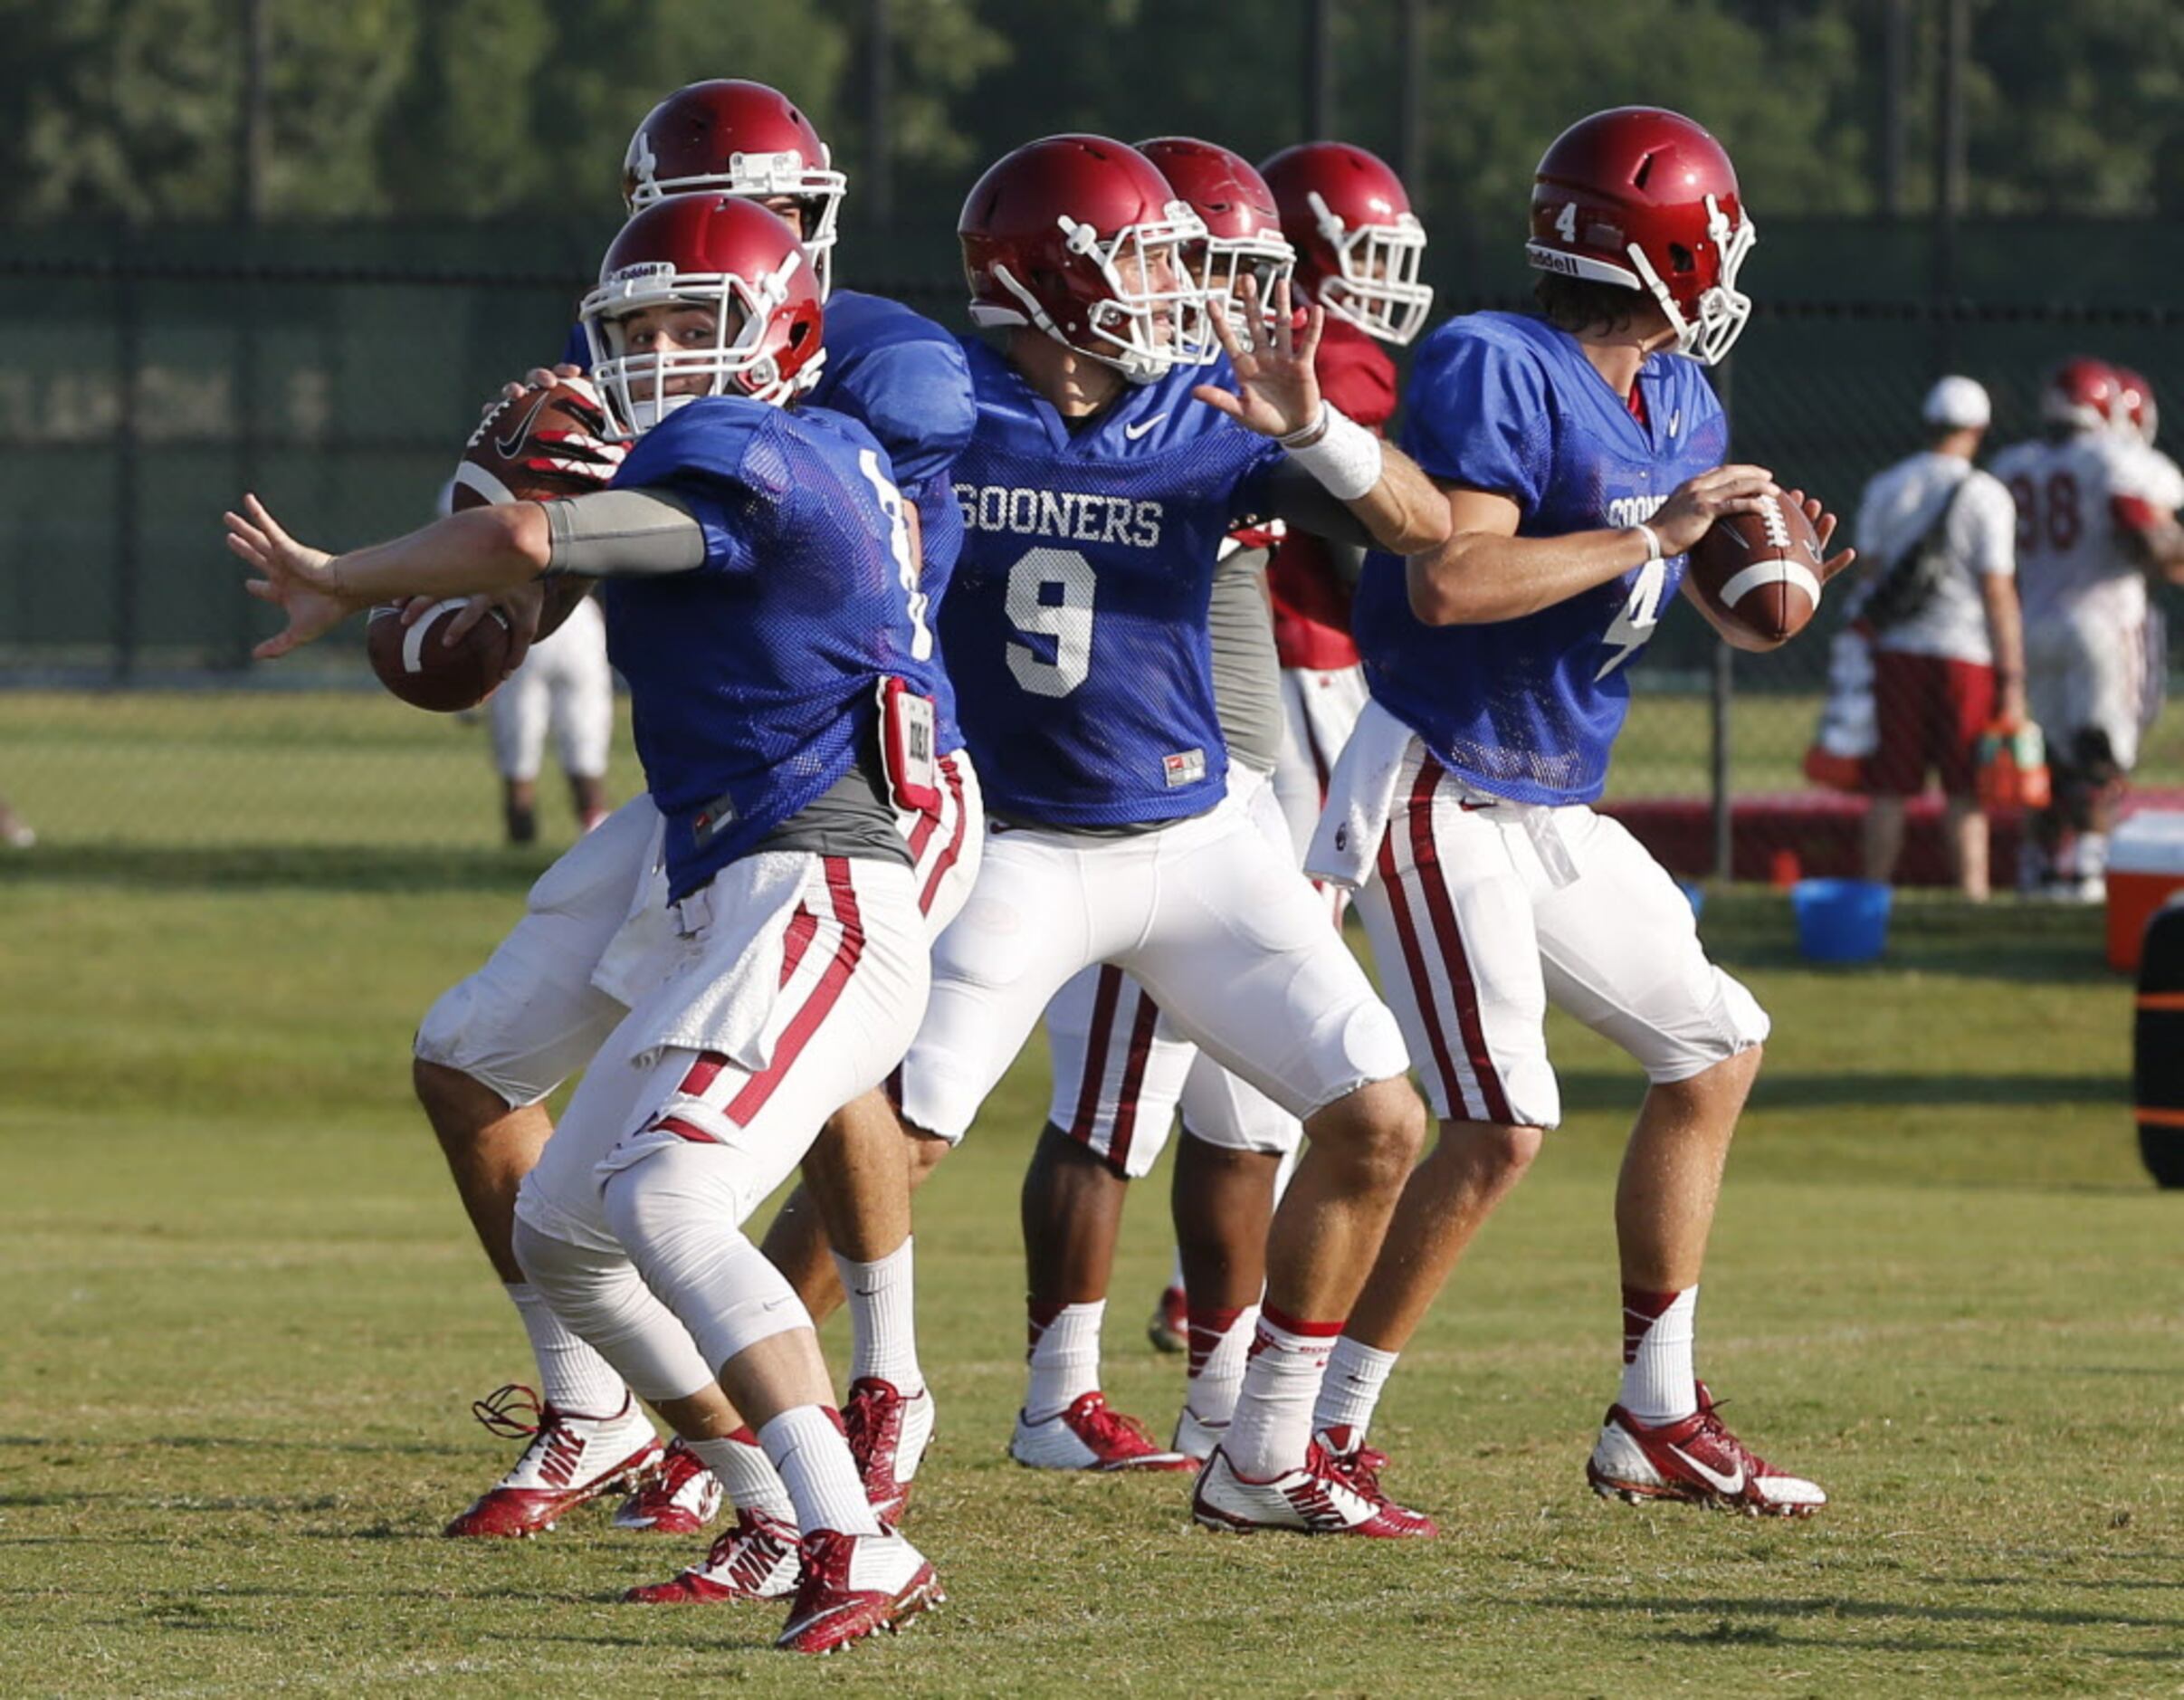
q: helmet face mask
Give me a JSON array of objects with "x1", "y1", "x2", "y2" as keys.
[
  {"x1": 1138, "y1": 137, "x2": 1296, "y2": 339},
  {"x1": 1260, "y1": 141, "x2": 1433, "y2": 348},
  {"x1": 581, "y1": 200, "x2": 825, "y2": 438},
  {"x1": 621, "y1": 81, "x2": 847, "y2": 300},
  {"x1": 2040, "y1": 356, "x2": 2123, "y2": 435},
  {"x1": 963, "y1": 136, "x2": 1221, "y2": 386},
  {"x1": 1306, "y1": 188, "x2": 1432, "y2": 345}
]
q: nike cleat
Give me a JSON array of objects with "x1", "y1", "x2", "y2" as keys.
[
  {"x1": 843, "y1": 1377, "x2": 935, "y2": 1527},
  {"x1": 613, "y1": 1436, "x2": 724, "y2": 1534},
  {"x1": 1191, "y1": 1442, "x2": 1437, "y2": 1537},
  {"x1": 775, "y1": 1528, "x2": 942, "y2": 1655},
  {"x1": 623, "y1": 1507, "x2": 802, "y2": 1603},
  {"x1": 1171, "y1": 1405, "x2": 1227, "y2": 1464},
  {"x1": 1010, "y1": 1390, "x2": 1197, "y2": 1472},
  {"x1": 444, "y1": 1384, "x2": 662, "y2": 1539},
  {"x1": 1147, "y1": 1284, "x2": 1188, "y2": 1353},
  {"x1": 1587, "y1": 1381, "x2": 1826, "y2": 1518}
]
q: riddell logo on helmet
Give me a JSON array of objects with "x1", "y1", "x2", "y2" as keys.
[{"x1": 1531, "y1": 246, "x2": 1583, "y2": 277}]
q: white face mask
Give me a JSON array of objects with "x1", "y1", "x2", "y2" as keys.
[{"x1": 1307, "y1": 190, "x2": 1434, "y2": 347}]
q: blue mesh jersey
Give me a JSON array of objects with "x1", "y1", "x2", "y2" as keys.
[
  {"x1": 942, "y1": 337, "x2": 1287, "y2": 826},
  {"x1": 1350, "y1": 311, "x2": 1728, "y2": 805},
  {"x1": 602, "y1": 396, "x2": 942, "y2": 900},
  {"x1": 564, "y1": 289, "x2": 975, "y2": 750}
]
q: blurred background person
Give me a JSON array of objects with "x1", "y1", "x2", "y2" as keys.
[
  {"x1": 488, "y1": 589, "x2": 613, "y2": 845},
  {"x1": 1853, "y1": 376, "x2": 2021, "y2": 899}
]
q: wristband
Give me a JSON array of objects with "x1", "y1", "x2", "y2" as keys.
[
  {"x1": 1278, "y1": 403, "x2": 1384, "y2": 502},
  {"x1": 1630, "y1": 522, "x2": 1664, "y2": 565}
]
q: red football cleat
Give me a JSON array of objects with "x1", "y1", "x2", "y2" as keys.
[
  {"x1": 443, "y1": 1384, "x2": 662, "y2": 1539},
  {"x1": 614, "y1": 1436, "x2": 724, "y2": 1534},
  {"x1": 1192, "y1": 1440, "x2": 1437, "y2": 1537},
  {"x1": 1010, "y1": 1390, "x2": 1196, "y2": 1472},
  {"x1": 775, "y1": 1528, "x2": 942, "y2": 1655},
  {"x1": 1147, "y1": 1284, "x2": 1188, "y2": 1354},
  {"x1": 623, "y1": 1506, "x2": 802, "y2": 1603},
  {"x1": 843, "y1": 1377, "x2": 935, "y2": 1526},
  {"x1": 1587, "y1": 1381, "x2": 1826, "y2": 1517}
]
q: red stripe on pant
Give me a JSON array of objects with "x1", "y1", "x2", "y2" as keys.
[
  {"x1": 919, "y1": 754, "x2": 970, "y2": 916},
  {"x1": 720, "y1": 857, "x2": 867, "y2": 1128},
  {"x1": 1067, "y1": 965, "x2": 1124, "y2": 1143},
  {"x1": 1102, "y1": 985, "x2": 1162, "y2": 1174},
  {"x1": 1376, "y1": 788, "x2": 1469, "y2": 1120},
  {"x1": 1405, "y1": 757, "x2": 1514, "y2": 1126}
]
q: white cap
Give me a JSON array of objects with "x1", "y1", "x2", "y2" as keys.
[{"x1": 1922, "y1": 375, "x2": 1990, "y2": 431}]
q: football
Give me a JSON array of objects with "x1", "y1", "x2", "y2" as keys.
[
  {"x1": 366, "y1": 599, "x2": 514, "y2": 712},
  {"x1": 1685, "y1": 489, "x2": 1827, "y2": 645},
  {"x1": 451, "y1": 376, "x2": 621, "y2": 511}
]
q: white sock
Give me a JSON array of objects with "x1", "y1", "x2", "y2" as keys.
[
  {"x1": 833, "y1": 1238, "x2": 924, "y2": 1395},
  {"x1": 1619, "y1": 1286, "x2": 1699, "y2": 1426},
  {"x1": 1311, "y1": 1335, "x2": 1399, "y2": 1447},
  {"x1": 1025, "y1": 1299, "x2": 1104, "y2": 1419},
  {"x1": 1224, "y1": 1307, "x2": 1340, "y2": 1480},
  {"x1": 1167, "y1": 1249, "x2": 1186, "y2": 1294},
  {"x1": 758, "y1": 1406, "x2": 880, "y2": 1538},
  {"x1": 505, "y1": 1281, "x2": 628, "y2": 1418},
  {"x1": 1183, "y1": 1302, "x2": 1257, "y2": 1428},
  {"x1": 689, "y1": 1428, "x2": 793, "y2": 1523}
]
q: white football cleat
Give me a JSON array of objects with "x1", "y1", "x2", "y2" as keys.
[
  {"x1": 843, "y1": 1377, "x2": 935, "y2": 1525},
  {"x1": 623, "y1": 1506, "x2": 802, "y2": 1603},
  {"x1": 776, "y1": 1528, "x2": 942, "y2": 1655},
  {"x1": 443, "y1": 1385, "x2": 662, "y2": 1539},
  {"x1": 1010, "y1": 1390, "x2": 1196, "y2": 1472},
  {"x1": 1171, "y1": 1404, "x2": 1227, "y2": 1463},
  {"x1": 1191, "y1": 1442, "x2": 1436, "y2": 1537},
  {"x1": 1587, "y1": 1381, "x2": 1826, "y2": 1518},
  {"x1": 613, "y1": 1436, "x2": 724, "y2": 1534}
]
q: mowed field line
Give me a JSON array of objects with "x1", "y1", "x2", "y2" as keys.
[{"x1": 4, "y1": 848, "x2": 2181, "y2": 1694}]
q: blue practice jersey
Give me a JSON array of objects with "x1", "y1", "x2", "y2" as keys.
[
  {"x1": 941, "y1": 338, "x2": 1287, "y2": 826},
  {"x1": 565, "y1": 289, "x2": 976, "y2": 750},
  {"x1": 1350, "y1": 311, "x2": 1728, "y2": 805},
  {"x1": 602, "y1": 396, "x2": 941, "y2": 900}
]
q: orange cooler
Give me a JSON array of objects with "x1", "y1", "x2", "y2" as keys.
[{"x1": 2107, "y1": 811, "x2": 2184, "y2": 972}]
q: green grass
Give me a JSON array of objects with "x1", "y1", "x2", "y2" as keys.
[
  {"x1": 4, "y1": 812, "x2": 2180, "y2": 1695},
  {"x1": 3, "y1": 687, "x2": 2178, "y2": 857}
]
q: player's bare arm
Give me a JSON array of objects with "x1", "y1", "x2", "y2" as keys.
[
  {"x1": 1196, "y1": 275, "x2": 1446, "y2": 556},
  {"x1": 1677, "y1": 488, "x2": 1856, "y2": 653}
]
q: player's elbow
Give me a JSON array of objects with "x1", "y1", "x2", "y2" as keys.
[{"x1": 1404, "y1": 541, "x2": 1495, "y2": 626}]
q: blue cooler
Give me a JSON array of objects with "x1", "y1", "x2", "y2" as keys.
[{"x1": 1791, "y1": 878, "x2": 1891, "y2": 963}]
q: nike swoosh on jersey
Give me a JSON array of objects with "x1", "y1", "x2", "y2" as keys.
[
  {"x1": 1666, "y1": 1444, "x2": 1745, "y2": 1496},
  {"x1": 1123, "y1": 415, "x2": 1169, "y2": 440}
]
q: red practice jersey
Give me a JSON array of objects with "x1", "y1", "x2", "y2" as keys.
[{"x1": 1268, "y1": 316, "x2": 1399, "y2": 669}]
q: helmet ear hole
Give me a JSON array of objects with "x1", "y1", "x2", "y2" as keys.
[{"x1": 1667, "y1": 243, "x2": 1695, "y2": 274}]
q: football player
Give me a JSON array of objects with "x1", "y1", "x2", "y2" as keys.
[
  {"x1": 232, "y1": 198, "x2": 944, "y2": 1653},
  {"x1": 858, "y1": 132, "x2": 1450, "y2": 1536},
  {"x1": 1310, "y1": 107, "x2": 1855, "y2": 1519},
  {"x1": 1016, "y1": 136, "x2": 1309, "y2": 1469},
  {"x1": 1993, "y1": 358, "x2": 2184, "y2": 898},
  {"x1": 409, "y1": 81, "x2": 978, "y2": 1548}
]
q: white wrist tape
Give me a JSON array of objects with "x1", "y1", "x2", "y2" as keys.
[
  {"x1": 1631, "y1": 522, "x2": 1664, "y2": 564},
  {"x1": 1280, "y1": 403, "x2": 1384, "y2": 502}
]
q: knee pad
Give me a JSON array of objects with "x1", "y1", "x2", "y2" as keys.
[
  {"x1": 509, "y1": 1217, "x2": 717, "y2": 1404},
  {"x1": 600, "y1": 1148, "x2": 813, "y2": 1374}
]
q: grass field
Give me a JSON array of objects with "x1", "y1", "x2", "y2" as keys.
[{"x1": 2, "y1": 699, "x2": 2181, "y2": 1695}]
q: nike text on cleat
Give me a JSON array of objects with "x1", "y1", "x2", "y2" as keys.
[
  {"x1": 1147, "y1": 1285, "x2": 1188, "y2": 1354},
  {"x1": 614, "y1": 1436, "x2": 724, "y2": 1534},
  {"x1": 1191, "y1": 1443, "x2": 1437, "y2": 1537},
  {"x1": 775, "y1": 1528, "x2": 942, "y2": 1655},
  {"x1": 1585, "y1": 1381, "x2": 1826, "y2": 1518},
  {"x1": 623, "y1": 1506, "x2": 802, "y2": 1603},
  {"x1": 1009, "y1": 1390, "x2": 1197, "y2": 1472},
  {"x1": 443, "y1": 1384, "x2": 663, "y2": 1539},
  {"x1": 843, "y1": 1377, "x2": 935, "y2": 1526}
]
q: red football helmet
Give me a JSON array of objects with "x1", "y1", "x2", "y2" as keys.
[
  {"x1": 1526, "y1": 107, "x2": 1754, "y2": 366},
  {"x1": 2112, "y1": 364, "x2": 2160, "y2": 446},
  {"x1": 579, "y1": 196, "x2": 825, "y2": 436},
  {"x1": 1137, "y1": 137, "x2": 1294, "y2": 333},
  {"x1": 1260, "y1": 141, "x2": 1432, "y2": 347},
  {"x1": 960, "y1": 135, "x2": 1216, "y2": 383},
  {"x1": 2041, "y1": 356, "x2": 2124, "y2": 434},
  {"x1": 621, "y1": 80, "x2": 846, "y2": 297}
]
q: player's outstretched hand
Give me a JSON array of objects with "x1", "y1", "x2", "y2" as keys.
[
  {"x1": 226, "y1": 493, "x2": 354, "y2": 660},
  {"x1": 1648, "y1": 463, "x2": 1780, "y2": 556},
  {"x1": 1193, "y1": 275, "x2": 1323, "y2": 440},
  {"x1": 1784, "y1": 488, "x2": 1858, "y2": 583}
]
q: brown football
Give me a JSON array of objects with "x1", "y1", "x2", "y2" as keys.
[
  {"x1": 1685, "y1": 489, "x2": 1827, "y2": 644},
  {"x1": 367, "y1": 599, "x2": 514, "y2": 713},
  {"x1": 449, "y1": 375, "x2": 612, "y2": 642}
]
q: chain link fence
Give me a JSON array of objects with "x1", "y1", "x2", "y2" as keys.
[{"x1": 2, "y1": 224, "x2": 2179, "y2": 874}]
